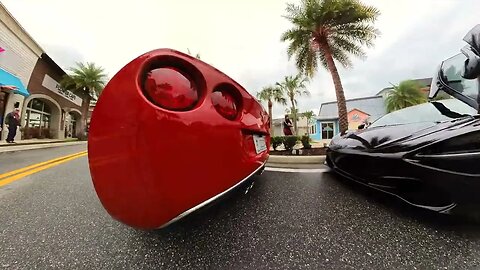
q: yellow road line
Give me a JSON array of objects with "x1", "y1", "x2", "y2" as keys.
[
  {"x1": 0, "y1": 151, "x2": 87, "y2": 180},
  {"x1": 0, "y1": 152, "x2": 88, "y2": 188}
]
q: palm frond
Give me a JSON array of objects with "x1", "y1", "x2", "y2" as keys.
[
  {"x1": 385, "y1": 80, "x2": 427, "y2": 112},
  {"x1": 281, "y1": 0, "x2": 380, "y2": 72},
  {"x1": 62, "y1": 62, "x2": 108, "y2": 99}
]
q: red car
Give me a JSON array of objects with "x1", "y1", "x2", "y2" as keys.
[{"x1": 88, "y1": 49, "x2": 270, "y2": 229}]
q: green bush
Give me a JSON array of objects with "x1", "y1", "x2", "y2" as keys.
[
  {"x1": 271, "y1": 136, "x2": 284, "y2": 151},
  {"x1": 301, "y1": 135, "x2": 312, "y2": 149},
  {"x1": 283, "y1": 135, "x2": 299, "y2": 151}
]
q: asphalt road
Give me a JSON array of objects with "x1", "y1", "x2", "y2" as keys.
[{"x1": 1, "y1": 146, "x2": 480, "y2": 269}]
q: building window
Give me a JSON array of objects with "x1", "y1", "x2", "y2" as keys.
[
  {"x1": 321, "y1": 122, "x2": 335, "y2": 139},
  {"x1": 25, "y1": 99, "x2": 51, "y2": 138},
  {"x1": 309, "y1": 124, "x2": 317, "y2": 134}
]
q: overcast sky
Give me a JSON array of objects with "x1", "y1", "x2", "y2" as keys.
[{"x1": 2, "y1": 0, "x2": 479, "y2": 118}]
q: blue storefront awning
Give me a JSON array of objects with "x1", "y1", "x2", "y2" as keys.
[{"x1": 0, "y1": 68, "x2": 30, "y2": 97}]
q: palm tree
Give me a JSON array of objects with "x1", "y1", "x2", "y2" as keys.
[
  {"x1": 256, "y1": 86, "x2": 286, "y2": 134},
  {"x1": 187, "y1": 48, "x2": 201, "y2": 59},
  {"x1": 302, "y1": 110, "x2": 315, "y2": 124},
  {"x1": 276, "y1": 74, "x2": 310, "y2": 134},
  {"x1": 302, "y1": 110, "x2": 316, "y2": 135},
  {"x1": 60, "y1": 62, "x2": 107, "y2": 139},
  {"x1": 386, "y1": 80, "x2": 427, "y2": 112},
  {"x1": 281, "y1": 0, "x2": 380, "y2": 133}
]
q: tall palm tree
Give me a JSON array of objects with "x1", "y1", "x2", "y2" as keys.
[
  {"x1": 386, "y1": 80, "x2": 427, "y2": 113},
  {"x1": 60, "y1": 62, "x2": 107, "y2": 139},
  {"x1": 256, "y1": 85, "x2": 286, "y2": 135},
  {"x1": 281, "y1": 0, "x2": 380, "y2": 133},
  {"x1": 276, "y1": 74, "x2": 310, "y2": 134}
]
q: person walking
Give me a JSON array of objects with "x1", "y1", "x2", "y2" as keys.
[
  {"x1": 0, "y1": 85, "x2": 17, "y2": 133},
  {"x1": 283, "y1": 114, "x2": 294, "y2": 136},
  {"x1": 5, "y1": 108, "x2": 20, "y2": 143}
]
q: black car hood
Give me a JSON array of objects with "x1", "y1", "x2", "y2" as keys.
[{"x1": 334, "y1": 117, "x2": 476, "y2": 151}]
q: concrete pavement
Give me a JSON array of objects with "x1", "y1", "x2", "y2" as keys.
[{"x1": 1, "y1": 146, "x2": 480, "y2": 268}]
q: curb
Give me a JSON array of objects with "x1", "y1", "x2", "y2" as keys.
[
  {"x1": 0, "y1": 141, "x2": 87, "y2": 154},
  {"x1": 266, "y1": 163, "x2": 327, "y2": 169},
  {"x1": 0, "y1": 139, "x2": 80, "y2": 147},
  {"x1": 267, "y1": 155, "x2": 326, "y2": 164}
]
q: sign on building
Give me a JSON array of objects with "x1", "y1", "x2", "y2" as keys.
[{"x1": 42, "y1": 74, "x2": 83, "y2": 107}]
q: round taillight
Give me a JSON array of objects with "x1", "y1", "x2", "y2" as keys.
[
  {"x1": 211, "y1": 88, "x2": 239, "y2": 120},
  {"x1": 144, "y1": 67, "x2": 198, "y2": 110}
]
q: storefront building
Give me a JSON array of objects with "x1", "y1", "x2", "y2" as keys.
[
  {"x1": 0, "y1": 3, "x2": 42, "y2": 141},
  {"x1": 24, "y1": 54, "x2": 85, "y2": 139},
  {"x1": 1, "y1": 3, "x2": 87, "y2": 141}
]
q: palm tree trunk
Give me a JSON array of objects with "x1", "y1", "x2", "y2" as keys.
[
  {"x1": 268, "y1": 100, "x2": 273, "y2": 135},
  {"x1": 291, "y1": 98, "x2": 297, "y2": 135},
  {"x1": 319, "y1": 42, "x2": 348, "y2": 134},
  {"x1": 80, "y1": 95, "x2": 91, "y2": 140}
]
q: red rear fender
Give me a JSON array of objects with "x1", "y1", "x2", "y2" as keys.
[{"x1": 88, "y1": 49, "x2": 270, "y2": 229}]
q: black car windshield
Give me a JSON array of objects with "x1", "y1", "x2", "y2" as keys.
[{"x1": 370, "y1": 98, "x2": 477, "y2": 128}]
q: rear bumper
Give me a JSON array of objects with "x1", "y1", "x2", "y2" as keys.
[{"x1": 159, "y1": 159, "x2": 267, "y2": 229}]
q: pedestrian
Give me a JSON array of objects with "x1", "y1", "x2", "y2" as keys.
[
  {"x1": 5, "y1": 108, "x2": 20, "y2": 143},
  {"x1": 0, "y1": 85, "x2": 17, "y2": 133},
  {"x1": 283, "y1": 114, "x2": 294, "y2": 135}
]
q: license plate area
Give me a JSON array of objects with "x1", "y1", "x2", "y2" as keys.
[{"x1": 253, "y1": 135, "x2": 267, "y2": 154}]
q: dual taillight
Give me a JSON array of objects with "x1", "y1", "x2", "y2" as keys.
[
  {"x1": 144, "y1": 68, "x2": 198, "y2": 111},
  {"x1": 211, "y1": 86, "x2": 239, "y2": 120},
  {"x1": 143, "y1": 65, "x2": 240, "y2": 120}
]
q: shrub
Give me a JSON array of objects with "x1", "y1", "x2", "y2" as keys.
[
  {"x1": 271, "y1": 136, "x2": 284, "y2": 151},
  {"x1": 301, "y1": 135, "x2": 312, "y2": 149},
  {"x1": 283, "y1": 135, "x2": 299, "y2": 151}
]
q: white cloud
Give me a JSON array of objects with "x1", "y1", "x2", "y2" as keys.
[{"x1": 2, "y1": 0, "x2": 478, "y2": 119}]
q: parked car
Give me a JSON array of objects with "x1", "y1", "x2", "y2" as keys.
[
  {"x1": 88, "y1": 49, "x2": 270, "y2": 229},
  {"x1": 326, "y1": 25, "x2": 480, "y2": 213}
]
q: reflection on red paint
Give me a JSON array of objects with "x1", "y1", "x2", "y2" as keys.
[
  {"x1": 211, "y1": 89, "x2": 238, "y2": 120},
  {"x1": 144, "y1": 67, "x2": 198, "y2": 110}
]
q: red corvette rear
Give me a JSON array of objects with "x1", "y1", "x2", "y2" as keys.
[{"x1": 88, "y1": 49, "x2": 270, "y2": 229}]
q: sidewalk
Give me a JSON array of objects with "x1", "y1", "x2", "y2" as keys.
[
  {"x1": 0, "y1": 139, "x2": 86, "y2": 154},
  {"x1": 267, "y1": 141, "x2": 327, "y2": 169},
  {"x1": 266, "y1": 154, "x2": 326, "y2": 169},
  {"x1": 0, "y1": 138, "x2": 80, "y2": 147}
]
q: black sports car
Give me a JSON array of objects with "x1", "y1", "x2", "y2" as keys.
[{"x1": 326, "y1": 25, "x2": 480, "y2": 213}]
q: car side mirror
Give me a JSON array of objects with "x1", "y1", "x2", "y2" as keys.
[
  {"x1": 357, "y1": 124, "x2": 365, "y2": 130},
  {"x1": 429, "y1": 64, "x2": 442, "y2": 99}
]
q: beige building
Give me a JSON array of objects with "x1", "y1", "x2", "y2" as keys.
[
  {"x1": 0, "y1": 3, "x2": 42, "y2": 141},
  {"x1": 0, "y1": 3, "x2": 88, "y2": 141}
]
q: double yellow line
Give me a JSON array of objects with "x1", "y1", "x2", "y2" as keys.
[{"x1": 0, "y1": 151, "x2": 88, "y2": 188}]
